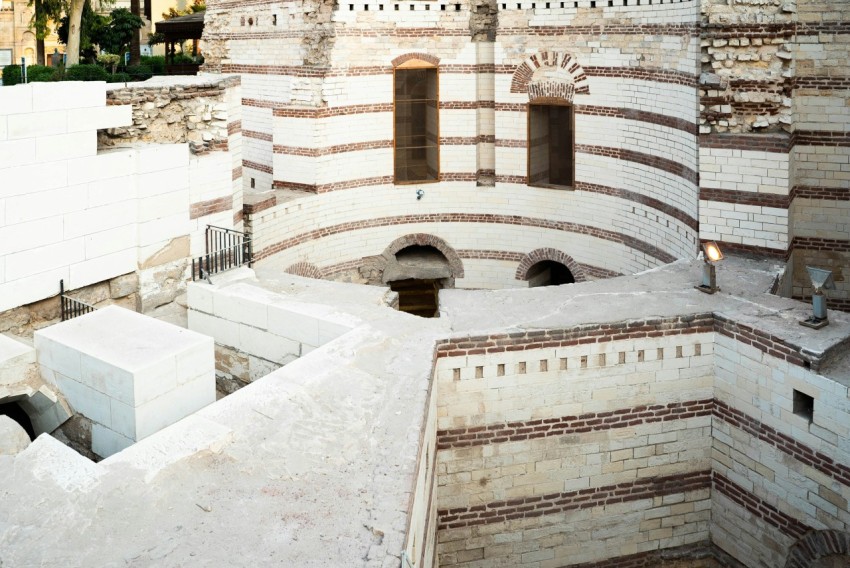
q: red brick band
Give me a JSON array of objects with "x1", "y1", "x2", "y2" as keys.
[
  {"x1": 791, "y1": 236, "x2": 850, "y2": 253},
  {"x1": 700, "y1": 187, "x2": 790, "y2": 209},
  {"x1": 253, "y1": 213, "x2": 679, "y2": 264},
  {"x1": 713, "y1": 398, "x2": 850, "y2": 488},
  {"x1": 576, "y1": 105, "x2": 697, "y2": 136},
  {"x1": 273, "y1": 140, "x2": 392, "y2": 157},
  {"x1": 793, "y1": 185, "x2": 850, "y2": 201},
  {"x1": 713, "y1": 472, "x2": 810, "y2": 539},
  {"x1": 436, "y1": 312, "x2": 823, "y2": 369},
  {"x1": 227, "y1": 120, "x2": 241, "y2": 136},
  {"x1": 710, "y1": 240, "x2": 789, "y2": 259},
  {"x1": 437, "y1": 470, "x2": 710, "y2": 530},
  {"x1": 576, "y1": 181, "x2": 698, "y2": 231},
  {"x1": 243, "y1": 129, "x2": 273, "y2": 142},
  {"x1": 557, "y1": 543, "x2": 745, "y2": 568},
  {"x1": 232, "y1": 166, "x2": 242, "y2": 181},
  {"x1": 576, "y1": 145, "x2": 698, "y2": 185},
  {"x1": 243, "y1": 195, "x2": 277, "y2": 215},
  {"x1": 437, "y1": 399, "x2": 713, "y2": 450},
  {"x1": 700, "y1": 133, "x2": 791, "y2": 153},
  {"x1": 189, "y1": 196, "x2": 233, "y2": 220},
  {"x1": 272, "y1": 175, "x2": 395, "y2": 193},
  {"x1": 242, "y1": 159, "x2": 273, "y2": 174}
]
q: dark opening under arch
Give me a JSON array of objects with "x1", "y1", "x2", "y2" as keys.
[
  {"x1": 526, "y1": 260, "x2": 575, "y2": 287},
  {"x1": 0, "y1": 401, "x2": 35, "y2": 440},
  {"x1": 388, "y1": 245, "x2": 451, "y2": 317}
]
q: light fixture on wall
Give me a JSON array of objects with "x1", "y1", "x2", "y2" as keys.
[
  {"x1": 416, "y1": 189, "x2": 424, "y2": 200},
  {"x1": 799, "y1": 267, "x2": 835, "y2": 329},
  {"x1": 695, "y1": 241, "x2": 724, "y2": 294}
]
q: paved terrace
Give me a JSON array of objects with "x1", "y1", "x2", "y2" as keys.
[{"x1": 0, "y1": 256, "x2": 848, "y2": 566}]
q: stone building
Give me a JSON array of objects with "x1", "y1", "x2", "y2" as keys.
[
  {"x1": 0, "y1": 0, "x2": 847, "y2": 562},
  {"x1": 0, "y1": 0, "x2": 37, "y2": 69}
]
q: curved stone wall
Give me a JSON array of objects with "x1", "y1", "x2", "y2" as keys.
[{"x1": 206, "y1": 0, "x2": 700, "y2": 286}]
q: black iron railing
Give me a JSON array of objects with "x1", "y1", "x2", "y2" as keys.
[
  {"x1": 59, "y1": 280, "x2": 97, "y2": 321},
  {"x1": 192, "y1": 225, "x2": 252, "y2": 281}
]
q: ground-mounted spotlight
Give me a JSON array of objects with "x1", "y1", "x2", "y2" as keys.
[
  {"x1": 695, "y1": 241, "x2": 724, "y2": 294},
  {"x1": 799, "y1": 267, "x2": 835, "y2": 329}
]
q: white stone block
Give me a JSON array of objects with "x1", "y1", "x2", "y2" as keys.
[
  {"x1": 35, "y1": 131, "x2": 97, "y2": 162},
  {"x1": 7, "y1": 110, "x2": 68, "y2": 139},
  {"x1": 91, "y1": 423, "x2": 133, "y2": 458},
  {"x1": 34, "y1": 306, "x2": 215, "y2": 458},
  {"x1": 67, "y1": 105, "x2": 132, "y2": 132},
  {"x1": 0, "y1": 161, "x2": 69, "y2": 198},
  {"x1": 267, "y1": 305, "x2": 320, "y2": 346},
  {"x1": 135, "y1": 144, "x2": 189, "y2": 175},
  {"x1": 31, "y1": 81, "x2": 104, "y2": 112},
  {"x1": 67, "y1": 151, "x2": 135, "y2": 186},
  {"x1": 5, "y1": 238, "x2": 85, "y2": 281},
  {"x1": 0, "y1": 85, "x2": 33, "y2": 116},
  {"x1": 70, "y1": 249, "x2": 136, "y2": 290},
  {"x1": 0, "y1": 137, "x2": 36, "y2": 169},
  {"x1": 0, "y1": 266, "x2": 69, "y2": 313}
]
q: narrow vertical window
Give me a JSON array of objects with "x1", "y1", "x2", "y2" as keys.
[
  {"x1": 394, "y1": 61, "x2": 439, "y2": 183},
  {"x1": 528, "y1": 100, "x2": 574, "y2": 188}
]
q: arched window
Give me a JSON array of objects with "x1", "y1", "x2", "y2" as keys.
[
  {"x1": 394, "y1": 58, "x2": 439, "y2": 183},
  {"x1": 528, "y1": 97, "x2": 574, "y2": 188}
]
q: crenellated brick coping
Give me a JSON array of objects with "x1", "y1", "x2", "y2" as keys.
[
  {"x1": 224, "y1": 62, "x2": 696, "y2": 86},
  {"x1": 435, "y1": 314, "x2": 714, "y2": 358},
  {"x1": 437, "y1": 399, "x2": 713, "y2": 450},
  {"x1": 713, "y1": 472, "x2": 810, "y2": 540},
  {"x1": 435, "y1": 313, "x2": 826, "y2": 369},
  {"x1": 209, "y1": 23, "x2": 700, "y2": 40},
  {"x1": 437, "y1": 470, "x2": 711, "y2": 530},
  {"x1": 249, "y1": 213, "x2": 679, "y2": 264},
  {"x1": 713, "y1": 399, "x2": 850, "y2": 487}
]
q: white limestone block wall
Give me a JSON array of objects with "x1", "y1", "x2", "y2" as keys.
[
  {"x1": 711, "y1": 333, "x2": 850, "y2": 567},
  {"x1": 0, "y1": 82, "x2": 192, "y2": 314},
  {"x1": 34, "y1": 306, "x2": 215, "y2": 458},
  {"x1": 186, "y1": 272, "x2": 358, "y2": 382},
  {"x1": 699, "y1": 146, "x2": 791, "y2": 252},
  {"x1": 434, "y1": 328, "x2": 715, "y2": 567}
]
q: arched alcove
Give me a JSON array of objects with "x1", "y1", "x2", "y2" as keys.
[
  {"x1": 526, "y1": 260, "x2": 576, "y2": 287},
  {"x1": 785, "y1": 530, "x2": 850, "y2": 568}
]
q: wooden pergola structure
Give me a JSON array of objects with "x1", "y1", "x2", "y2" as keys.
[{"x1": 154, "y1": 11, "x2": 205, "y2": 74}]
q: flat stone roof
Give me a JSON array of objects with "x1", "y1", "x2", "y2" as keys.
[{"x1": 1, "y1": 257, "x2": 848, "y2": 565}]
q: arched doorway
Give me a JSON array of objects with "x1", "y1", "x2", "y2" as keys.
[
  {"x1": 526, "y1": 260, "x2": 575, "y2": 287},
  {"x1": 386, "y1": 245, "x2": 451, "y2": 317}
]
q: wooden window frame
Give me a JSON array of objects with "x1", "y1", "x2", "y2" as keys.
[
  {"x1": 526, "y1": 97, "x2": 575, "y2": 190},
  {"x1": 393, "y1": 58, "x2": 440, "y2": 185}
]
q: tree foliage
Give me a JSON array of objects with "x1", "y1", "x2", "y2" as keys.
[
  {"x1": 57, "y1": 4, "x2": 143, "y2": 60},
  {"x1": 162, "y1": 0, "x2": 205, "y2": 19}
]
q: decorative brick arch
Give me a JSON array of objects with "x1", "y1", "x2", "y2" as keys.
[
  {"x1": 382, "y1": 234, "x2": 464, "y2": 278},
  {"x1": 785, "y1": 530, "x2": 850, "y2": 568},
  {"x1": 392, "y1": 53, "x2": 440, "y2": 68},
  {"x1": 514, "y1": 248, "x2": 586, "y2": 282},
  {"x1": 285, "y1": 262, "x2": 323, "y2": 279},
  {"x1": 510, "y1": 52, "x2": 589, "y2": 97}
]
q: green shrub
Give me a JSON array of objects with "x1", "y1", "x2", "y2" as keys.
[
  {"x1": 140, "y1": 55, "x2": 165, "y2": 74},
  {"x1": 2, "y1": 64, "x2": 22, "y2": 86},
  {"x1": 107, "y1": 72, "x2": 131, "y2": 83},
  {"x1": 125, "y1": 65, "x2": 152, "y2": 81},
  {"x1": 63, "y1": 64, "x2": 109, "y2": 81},
  {"x1": 171, "y1": 53, "x2": 196, "y2": 65},
  {"x1": 26, "y1": 65, "x2": 61, "y2": 82}
]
